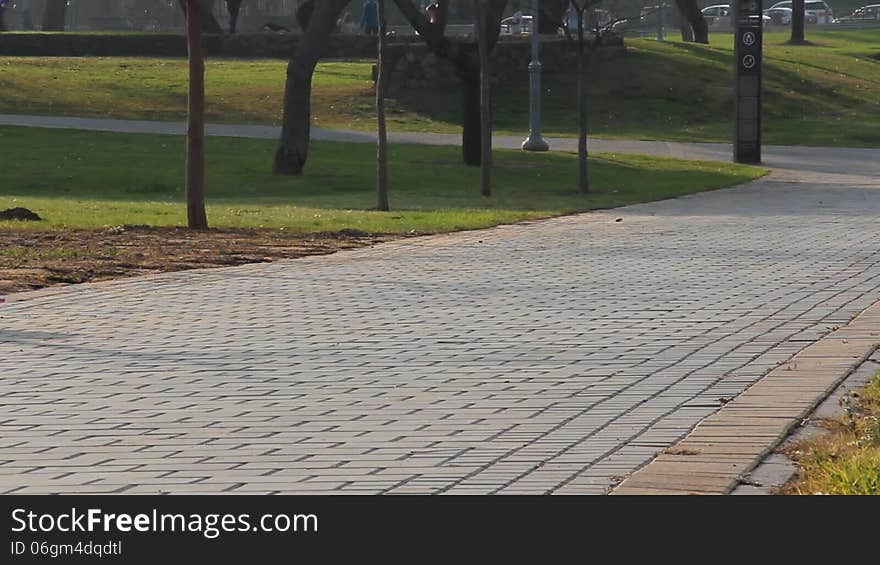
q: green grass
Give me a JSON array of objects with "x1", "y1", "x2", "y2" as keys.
[
  {"x1": 785, "y1": 371, "x2": 880, "y2": 495},
  {"x1": 0, "y1": 57, "x2": 379, "y2": 128},
  {"x1": 0, "y1": 126, "x2": 763, "y2": 232},
  {"x1": 1, "y1": 28, "x2": 879, "y2": 145}
]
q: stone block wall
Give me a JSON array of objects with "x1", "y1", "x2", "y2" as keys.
[{"x1": 383, "y1": 36, "x2": 625, "y2": 94}]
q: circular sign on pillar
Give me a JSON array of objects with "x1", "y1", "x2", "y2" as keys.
[
  {"x1": 743, "y1": 31, "x2": 756, "y2": 46},
  {"x1": 742, "y1": 54, "x2": 756, "y2": 69}
]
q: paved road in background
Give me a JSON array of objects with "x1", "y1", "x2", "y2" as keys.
[
  {"x1": 1, "y1": 115, "x2": 879, "y2": 493},
  {"x1": 1, "y1": 113, "x2": 878, "y2": 176}
]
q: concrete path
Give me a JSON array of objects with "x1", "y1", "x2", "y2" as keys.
[
  {"x1": 2, "y1": 113, "x2": 878, "y2": 177},
  {"x1": 1, "y1": 115, "x2": 879, "y2": 494}
]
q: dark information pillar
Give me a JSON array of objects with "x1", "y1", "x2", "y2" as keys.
[{"x1": 733, "y1": 0, "x2": 763, "y2": 164}]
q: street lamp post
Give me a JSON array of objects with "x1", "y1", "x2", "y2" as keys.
[
  {"x1": 522, "y1": 0, "x2": 549, "y2": 151},
  {"x1": 68, "y1": 1, "x2": 77, "y2": 31}
]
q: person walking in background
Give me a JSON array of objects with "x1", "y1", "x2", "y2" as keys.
[
  {"x1": 0, "y1": 0, "x2": 7, "y2": 32},
  {"x1": 361, "y1": 0, "x2": 379, "y2": 35}
]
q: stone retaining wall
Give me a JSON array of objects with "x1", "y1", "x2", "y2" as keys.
[{"x1": 384, "y1": 37, "x2": 624, "y2": 93}]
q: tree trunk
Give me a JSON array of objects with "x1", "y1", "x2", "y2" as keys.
[
  {"x1": 393, "y1": 0, "x2": 507, "y2": 167},
  {"x1": 274, "y1": 0, "x2": 350, "y2": 175},
  {"x1": 538, "y1": 0, "x2": 568, "y2": 34},
  {"x1": 474, "y1": 1, "x2": 491, "y2": 197},
  {"x1": 674, "y1": 0, "x2": 708, "y2": 44},
  {"x1": 226, "y1": 0, "x2": 243, "y2": 33},
  {"x1": 42, "y1": 0, "x2": 67, "y2": 31},
  {"x1": 186, "y1": 0, "x2": 209, "y2": 230},
  {"x1": 791, "y1": 0, "x2": 806, "y2": 44},
  {"x1": 576, "y1": 10, "x2": 589, "y2": 194},
  {"x1": 275, "y1": 60, "x2": 316, "y2": 175},
  {"x1": 461, "y1": 70, "x2": 482, "y2": 166},
  {"x1": 297, "y1": 0, "x2": 315, "y2": 30},
  {"x1": 179, "y1": 0, "x2": 224, "y2": 34},
  {"x1": 679, "y1": 23, "x2": 694, "y2": 42},
  {"x1": 376, "y1": 0, "x2": 390, "y2": 211}
]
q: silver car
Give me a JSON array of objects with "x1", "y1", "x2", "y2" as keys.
[{"x1": 768, "y1": 1, "x2": 834, "y2": 24}]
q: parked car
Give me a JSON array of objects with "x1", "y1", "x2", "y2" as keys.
[
  {"x1": 500, "y1": 13, "x2": 533, "y2": 35},
  {"x1": 768, "y1": 1, "x2": 834, "y2": 23},
  {"x1": 768, "y1": 7, "x2": 819, "y2": 24},
  {"x1": 833, "y1": 4, "x2": 880, "y2": 22},
  {"x1": 701, "y1": 4, "x2": 770, "y2": 27},
  {"x1": 607, "y1": 7, "x2": 659, "y2": 33},
  {"x1": 701, "y1": 4, "x2": 732, "y2": 28},
  {"x1": 764, "y1": 6, "x2": 792, "y2": 25}
]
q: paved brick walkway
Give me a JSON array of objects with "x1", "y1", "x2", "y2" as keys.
[{"x1": 1, "y1": 117, "x2": 879, "y2": 494}]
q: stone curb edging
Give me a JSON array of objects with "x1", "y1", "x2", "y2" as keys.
[{"x1": 611, "y1": 299, "x2": 880, "y2": 495}]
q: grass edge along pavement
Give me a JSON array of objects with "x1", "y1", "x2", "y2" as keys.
[
  {"x1": 0, "y1": 125, "x2": 765, "y2": 232},
  {"x1": 0, "y1": 125, "x2": 762, "y2": 295},
  {"x1": 782, "y1": 368, "x2": 880, "y2": 495}
]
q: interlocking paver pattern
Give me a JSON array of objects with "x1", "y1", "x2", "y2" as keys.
[
  {"x1": 1, "y1": 122, "x2": 879, "y2": 493},
  {"x1": 613, "y1": 301, "x2": 880, "y2": 494}
]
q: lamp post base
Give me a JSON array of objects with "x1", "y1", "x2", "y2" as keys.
[{"x1": 522, "y1": 136, "x2": 550, "y2": 151}]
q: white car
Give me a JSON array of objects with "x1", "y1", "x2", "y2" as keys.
[
  {"x1": 834, "y1": 4, "x2": 880, "y2": 22},
  {"x1": 701, "y1": 4, "x2": 733, "y2": 28},
  {"x1": 500, "y1": 14, "x2": 533, "y2": 35},
  {"x1": 768, "y1": 1, "x2": 834, "y2": 23},
  {"x1": 702, "y1": 4, "x2": 770, "y2": 27}
]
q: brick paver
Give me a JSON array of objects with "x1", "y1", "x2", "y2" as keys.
[
  {"x1": 1, "y1": 125, "x2": 879, "y2": 493},
  {"x1": 613, "y1": 300, "x2": 880, "y2": 494}
]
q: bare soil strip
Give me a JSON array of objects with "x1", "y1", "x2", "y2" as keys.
[{"x1": 0, "y1": 226, "x2": 397, "y2": 296}]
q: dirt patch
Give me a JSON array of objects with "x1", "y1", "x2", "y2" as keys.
[
  {"x1": 0, "y1": 208, "x2": 43, "y2": 221},
  {"x1": 0, "y1": 226, "x2": 400, "y2": 296}
]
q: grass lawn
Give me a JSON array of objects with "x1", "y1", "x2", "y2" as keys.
[
  {"x1": 1, "y1": 29, "x2": 879, "y2": 145},
  {"x1": 784, "y1": 370, "x2": 880, "y2": 495},
  {"x1": 0, "y1": 126, "x2": 764, "y2": 232}
]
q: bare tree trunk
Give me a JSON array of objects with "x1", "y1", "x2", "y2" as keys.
[
  {"x1": 679, "y1": 22, "x2": 694, "y2": 42},
  {"x1": 538, "y1": 1, "x2": 568, "y2": 33},
  {"x1": 226, "y1": 0, "x2": 243, "y2": 33},
  {"x1": 296, "y1": 0, "x2": 315, "y2": 30},
  {"x1": 274, "y1": 59, "x2": 316, "y2": 175},
  {"x1": 273, "y1": 0, "x2": 505, "y2": 175},
  {"x1": 673, "y1": 0, "x2": 708, "y2": 44},
  {"x1": 474, "y1": 0, "x2": 491, "y2": 197},
  {"x1": 376, "y1": 0, "x2": 390, "y2": 211},
  {"x1": 42, "y1": 0, "x2": 68, "y2": 31},
  {"x1": 179, "y1": 0, "x2": 224, "y2": 34},
  {"x1": 576, "y1": 9, "x2": 589, "y2": 194},
  {"x1": 275, "y1": 0, "x2": 350, "y2": 175},
  {"x1": 186, "y1": 0, "x2": 209, "y2": 230},
  {"x1": 393, "y1": 0, "x2": 508, "y2": 167},
  {"x1": 461, "y1": 70, "x2": 482, "y2": 166},
  {"x1": 791, "y1": 0, "x2": 806, "y2": 44}
]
